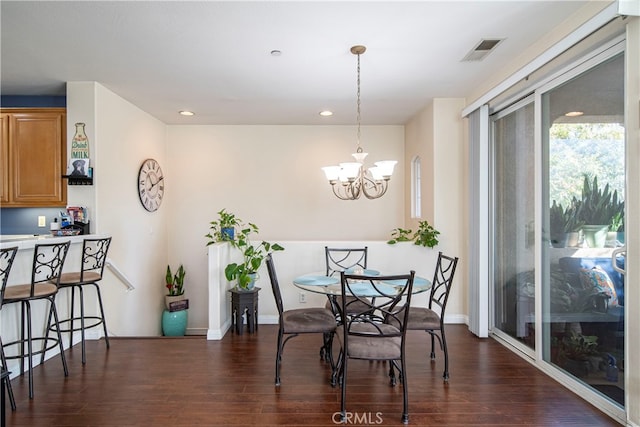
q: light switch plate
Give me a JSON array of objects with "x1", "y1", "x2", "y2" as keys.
[{"x1": 38, "y1": 216, "x2": 46, "y2": 227}]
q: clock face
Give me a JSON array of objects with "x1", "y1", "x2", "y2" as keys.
[{"x1": 137, "y1": 158, "x2": 164, "y2": 212}]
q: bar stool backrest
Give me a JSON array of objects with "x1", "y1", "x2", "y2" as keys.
[
  {"x1": 30, "y1": 241, "x2": 71, "y2": 295},
  {"x1": 0, "y1": 247, "x2": 18, "y2": 307},
  {"x1": 78, "y1": 237, "x2": 112, "y2": 282}
]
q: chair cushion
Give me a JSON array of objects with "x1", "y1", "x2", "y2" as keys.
[
  {"x1": 337, "y1": 323, "x2": 402, "y2": 360},
  {"x1": 59, "y1": 271, "x2": 102, "y2": 285},
  {"x1": 282, "y1": 308, "x2": 336, "y2": 334},
  {"x1": 3, "y1": 282, "x2": 58, "y2": 301},
  {"x1": 406, "y1": 307, "x2": 441, "y2": 330}
]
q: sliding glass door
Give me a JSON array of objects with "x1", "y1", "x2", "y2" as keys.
[
  {"x1": 492, "y1": 99, "x2": 536, "y2": 352},
  {"x1": 541, "y1": 53, "x2": 625, "y2": 406},
  {"x1": 492, "y1": 50, "x2": 625, "y2": 409}
]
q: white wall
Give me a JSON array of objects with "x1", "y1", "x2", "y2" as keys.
[
  {"x1": 405, "y1": 98, "x2": 468, "y2": 324},
  {"x1": 67, "y1": 82, "x2": 169, "y2": 336},
  {"x1": 166, "y1": 125, "x2": 405, "y2": 332}
]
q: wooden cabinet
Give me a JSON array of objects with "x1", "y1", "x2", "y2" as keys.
[{"x1": 0, "y1": 108, "x2": 67, "y2": 207}]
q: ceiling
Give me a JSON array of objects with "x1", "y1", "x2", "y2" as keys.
[{"x1": 1, "y1": 1, "x2": 594, "y2": 125}]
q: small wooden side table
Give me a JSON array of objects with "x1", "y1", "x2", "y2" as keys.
[{"x1": 229, "y1": 287, "x2": 260, "y2": 335}]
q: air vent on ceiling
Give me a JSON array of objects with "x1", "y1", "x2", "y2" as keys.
[{"x1": 462, "y1": 38, "x2": 504, "y2": 62}]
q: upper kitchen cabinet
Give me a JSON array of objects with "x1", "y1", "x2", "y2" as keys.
[{"x1": 1, "y1": 108, "x2": 67, "y2": 207}]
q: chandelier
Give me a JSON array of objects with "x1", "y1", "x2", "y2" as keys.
[{"x1": 321, "y1": 45, "x2": 397, "y2": 200}]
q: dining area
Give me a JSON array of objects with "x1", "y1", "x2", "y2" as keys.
[
  {"x1": 206, "y1": 240, "x2": 458, "y2": 424},
  {"x1": 266, "y1": 246, "x2": 458, "y2": 424}
]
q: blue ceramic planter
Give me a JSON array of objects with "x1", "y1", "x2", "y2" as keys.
[{"x1": 162, "y1": 309, "x2": 188, "y2": 336}]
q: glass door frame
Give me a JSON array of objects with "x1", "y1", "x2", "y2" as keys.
[
  {"x1": 489, "y1": 94, "x2": 536, "y2": 361},
  {"x1": 488, "y1": 38, "x2": 626, "y2": 423}
]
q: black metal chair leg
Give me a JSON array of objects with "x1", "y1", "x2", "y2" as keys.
[
  {"x1": 275, "y1": 329, "x2": 284, "y2": 386},
  {"x1": 25, "y1": 302, "x2": 33, "y2": 399},
  {"x1": 94, "y1": 284, "x2": 110, "y2": 348},
  {"x1": 0, "y1": 338, "x2": 16, "y2": 411},
  {"x1": 69, "y1": 286, "x2": 76, "y2": 350},
  {"x1": 441, "y1": 330, "x2": 449, "y2": 381},
  {"x1": 77, "y1": 286, "x2": 86, "y2": 364},
  {"x1": 49, "y1": 300, "x2": 68, "y2": 377},
  {"x1": 401, "y1": 356, "x2": 409, "y2": 424}
]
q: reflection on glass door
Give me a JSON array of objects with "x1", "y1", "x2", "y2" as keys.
[
  {"x1": 542, "y1": 53, "x2": 625, "y2": 407},
  {"x1": 492, "y1": 99, "x2": 535, "y2": 350}
]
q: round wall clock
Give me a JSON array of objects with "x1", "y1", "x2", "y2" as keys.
[{"x1": 137, "y1": 158, "x2": 164, "y2": 212}]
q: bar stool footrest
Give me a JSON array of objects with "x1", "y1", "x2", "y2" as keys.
[{"x1": 49, "y1": 316, "x2": 105, "y2": 334}]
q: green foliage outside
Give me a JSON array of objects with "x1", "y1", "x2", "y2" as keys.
[{"x1": 549, "y1": 123, "x2": 624, "y2": 208}]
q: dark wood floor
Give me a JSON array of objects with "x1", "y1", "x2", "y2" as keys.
[{"x1": 4, "y1": 325, "x2": 619, "y2": 426}]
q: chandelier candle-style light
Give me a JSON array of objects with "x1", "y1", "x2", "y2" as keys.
[{"x1": 322, "y1": 45, "x2": 397, "y2": 200}]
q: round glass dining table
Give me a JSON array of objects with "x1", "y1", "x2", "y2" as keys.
[{"x1": 293, "y1": 270, "x2": 432, "y2": 297}]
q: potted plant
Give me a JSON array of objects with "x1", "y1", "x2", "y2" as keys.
[
  {"x1": 163, "y1": 264, "x2": 188, "y2": 336},
  {"x1": 550, "y1": 199, "x2": 583, "y2": 248},
  {"x1": 387, "y1": 220, "x2": 440, "y2": 248},
  {"x1": 577, "y1": 175, "x2": 623, "y2": 248},
  {"x1": 549, "y1": 200, "x2": 566, "y2": 248},
  {"x1": 223, "y1": 223, "x2": 284, "y2": 290},
  {"x1": 206, "y1": 209, "x2": 242, "y2": 243},
  {"x1": 165, "y1": 264, "x2": 187, "y2": 309},
  {"x1": 560, "y1": 331, "x2": 599, "y2": 377}
]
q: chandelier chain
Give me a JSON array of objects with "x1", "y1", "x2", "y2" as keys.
[{"x1": 356, "y1": 51, "x2": 362, "y2": 154}]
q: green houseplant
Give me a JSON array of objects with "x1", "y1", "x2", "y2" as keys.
[
  {"x1": 205, "y1": 209, "x2": 243, "y2": 243},
  {"x1": 387, "y1": 220, "x2": 440, "y2": 248},
  {"x1": 577, "y1": 176, "x2": 624, "y2": 247},
  {"x1": 549, "y1": 198, "x2": 583, "y2": 248},
  {"x1": 223, "y1": 223, "x2": 284, "y2": 290},
  {"x1": 166, "y1": 264, "x2": 186, "y2": 297}
]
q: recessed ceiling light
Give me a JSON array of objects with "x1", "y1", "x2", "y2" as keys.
[
  {"x1": 179, "y1": 110, "x2": 195, "y2": 116},
  {"x1": 319, "y1": 110, "x2": 333, "y2": 117},
  {"x1": 270, "y1": 50, "x2": 282, "y2": 57},
  {"x1": 565, "y1": 111, "x2": 584, "y2": 117}
]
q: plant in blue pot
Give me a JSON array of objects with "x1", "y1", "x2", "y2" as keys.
[
  {"x1": 205, "y1": 209, "x2": 243, "y2": 243},
  {"x1": 163, "y1": 264, "x2": 188, "y2": 336}
]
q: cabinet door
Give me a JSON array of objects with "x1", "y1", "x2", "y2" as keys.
[
  {"x1": 8, "y1": 110, "x2": 66, "y2": 206},
  {"x1": 0, "y1": 114, "x2": 9, "y2": 203}
]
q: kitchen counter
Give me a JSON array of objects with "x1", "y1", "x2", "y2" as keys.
[{"x1": 0, "y1": 234, "x2": 102, "y2": 250}]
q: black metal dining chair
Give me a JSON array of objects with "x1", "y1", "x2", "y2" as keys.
[
  {"x1": 0, "y1": 247, "x2": 19, "y2": 411},
  {"x1": 405, "y1": 251, "x2": 458, "y2": 381},
  {"x1": 335, "y1": 270, "x2": 415, "y2": 424},
  {"x1": 266, "y1": 253, "x2": 337, "y2": 386},
  {"x1": 321, "y1": 247, "x2": 372, "y2": 359},
  {"x1": 1, "y1": 241, "x2": 70, "y2": 400}
]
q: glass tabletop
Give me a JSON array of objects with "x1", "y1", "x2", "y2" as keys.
[{"x1": 293, "y1": 272, "x2": 431, "y2": 297}]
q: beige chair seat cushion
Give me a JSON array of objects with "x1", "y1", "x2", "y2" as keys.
[
  {"x1": 3, "y1": 282, "x2": 58, "y2": 301},
  {"x1": 337, "y1": 322, "x2": 402, "y2": 360},
  {"x1": 58, "y1": 271, "x2": 102, "y2": 285},
  {"x1": 406, "y1": 307, "x2": 441, "y2": 330},
  {"x1": 282, "y1": 308, "x2": 336, "y2": 334}
]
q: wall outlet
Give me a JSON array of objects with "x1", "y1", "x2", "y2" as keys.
[
  {"x1": 299, "y1": 291, "x2": 306, "y2": 303},
  {"x1": 38, "y1": 216, "x2": 46, "y2": 227}
]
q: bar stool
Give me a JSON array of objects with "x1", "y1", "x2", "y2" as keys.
[
  {"x1": 0, "y1": 247, "x2": 18, "y2": 411},
  {"x1": 46, "y1": 237, "x2": 111, "y2": 364},
  {"x1": 1, "y1": 241, "x2": 70, "y2": 400}
]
